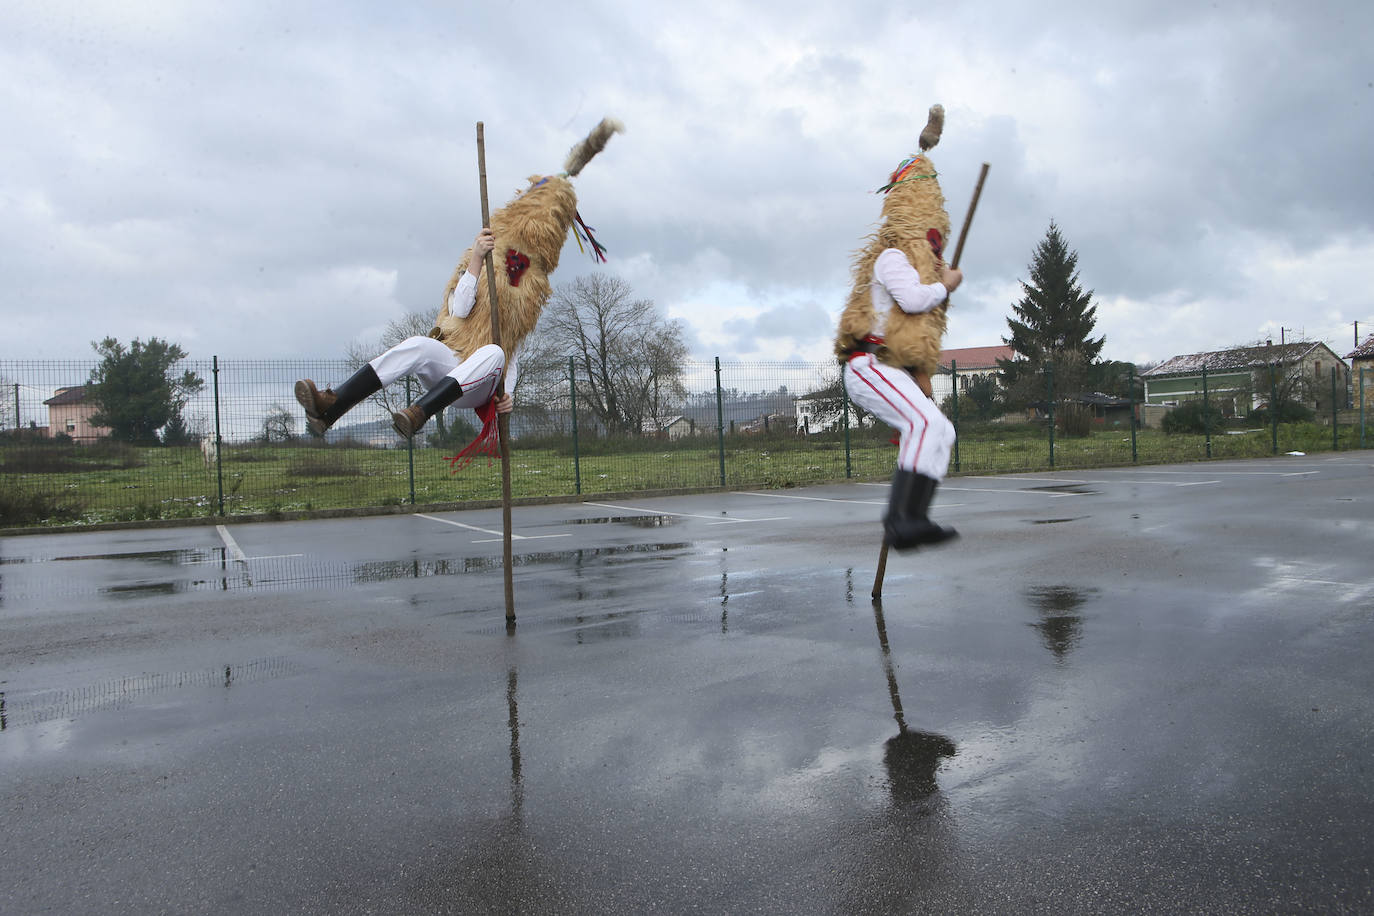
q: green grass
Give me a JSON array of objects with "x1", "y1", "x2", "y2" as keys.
[{"x1": 1, "y1": 420, "x2": 1367, "y2": 529}]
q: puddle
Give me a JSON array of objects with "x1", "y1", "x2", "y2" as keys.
[
  {"x1": 566, "y1": 515, "x2": 677, "y2": 528},
  {"x1": 1028, "y1": 517, "x2": 1089, "y2": 525},
  {"x1": 1024, "y1": 585, "x2": 1099, "y2": 660},
  {"x1": 1027, "y1": 484, "x2": 1098, "y2": 495},
  {"x1": 0, "y1": 656, "x2": 303, "y2": 732},
  {"x1": 4, "y1": 542, "x2": 696, "y2": 603}
]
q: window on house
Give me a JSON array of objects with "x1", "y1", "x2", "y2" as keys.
[{"x1": 65, "y1": 418, "x2": 76, "y2": 432}]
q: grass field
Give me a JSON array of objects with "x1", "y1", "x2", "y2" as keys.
[{"x1": 1, "y1": 420, "x2": 1366, "y2": 529}]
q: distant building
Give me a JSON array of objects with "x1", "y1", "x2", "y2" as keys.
[
  {"x1": 43, "y1": 386, "x2": 109, "y2": 443},
  {"x1": 1142, "y1": 341, "x2": 1349, "y2": 424},
  {"x1": 1347, "y1": 335, "x2": 1374, "y2": 411},
  {"x1": 933, "y1": 345, "x2": 1017, "y2": 403}
]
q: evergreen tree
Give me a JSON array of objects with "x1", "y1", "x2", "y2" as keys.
[
  {"x1": 87, "y1": 337, "x2": 204, "y2": 444},
  {"x1": 998, "y1": 221, "x2": 1105, "y2": 405}
]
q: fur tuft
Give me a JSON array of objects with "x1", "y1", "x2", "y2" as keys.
[
  {"x1": 918, "y1": 104, "x2": 944, "y2": 152},
  {"x1": 563, "y1": 117, "x2": 625, "y2": 177}
]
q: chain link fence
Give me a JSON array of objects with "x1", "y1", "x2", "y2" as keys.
[{"x1": 1, "y1": 358, "x2": 1368, "y2": 530}]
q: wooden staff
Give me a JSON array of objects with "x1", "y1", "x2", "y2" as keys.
[
  {"x1": 873, "y1": 162, "x2": 990, "y2": 599},
  {"x1": 477, "y1": 122, "x2": 516, "y2": 624}
]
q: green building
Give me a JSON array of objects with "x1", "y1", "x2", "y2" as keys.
[{"x1": 1142, "y1": 341, "x2": 1349, "y2": 420}]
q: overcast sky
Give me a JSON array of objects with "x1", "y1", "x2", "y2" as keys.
[{"x1": 4, "y1": 0, "x2": 1372, "y2": 370}]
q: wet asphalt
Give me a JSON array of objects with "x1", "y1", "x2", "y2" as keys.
[{"x1": 2, "y1": 453, "x2": 1372, "y2": 915}]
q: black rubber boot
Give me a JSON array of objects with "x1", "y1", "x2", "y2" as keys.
[
  {"x1": 886, "y1": 471, "x2": 959, "y2": 551},
  {"x1": 392, "y1": 377, "x2": 463, "y2": 438},
  {"x1": 883, "y1": 468, "x2": 919, "y2": 549},
  {"x1": 295, "y1": 364, "x2": 382, "y2": 435}
]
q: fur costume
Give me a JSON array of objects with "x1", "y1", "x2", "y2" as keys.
[
  {"x1": 431, "y1": 117, "x2": 625, "y2": 359},
  {"x1": 835, "y1": 105, "x2": 951, "y2": 375}
]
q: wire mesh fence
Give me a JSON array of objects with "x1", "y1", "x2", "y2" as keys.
[{"x1": 1, "y1": 358, "x2": 1368, "y2": 529}]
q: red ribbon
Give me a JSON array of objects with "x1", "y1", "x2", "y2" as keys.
[{"x1": 445, "y1": 400, "x2": 502, "y2": 472}]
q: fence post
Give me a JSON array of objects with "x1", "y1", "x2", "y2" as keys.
[
  {"x1": 1046, "y1": 362, "x2": 1056, "y2": 469},
  {"x1": 212, "y1": 356, "x2": 225, "y2": 517},
  {"x1": 1360, "y1": 367, "x2": 1366, "y2": 450},
  {"x1": 950, "y1": 359, "x2": 960, "y2": 472},
  {"x1": 842, "y1": 378, "x2": 852, "y2": 479},
  {"x1": 1202, "y1": 364, "x2": 1211, "y2": 459},
  {"x1": 1128, "y1": 365, "x2": 1138, "y2": 463},
  {"x1": 1331, "y1": 367, "x2": 1339, "y2": 451},
  {"x1": 405, "y1": 377, "x2": 416, "y2": 504},
  {"x1": 714, "y1": 357, "x2": 726, "y2": 487},
  {"x1": 11, "y1": 383, "x2": 17, "y2": 429},
  {"x1": 569, "y1": 356, "x2": 581, "y2": 496},
  {"x1": 1269, "y1": 363, "x2": 1279, "y2": 455}
]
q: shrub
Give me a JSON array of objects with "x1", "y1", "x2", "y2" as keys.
[
  {"x1": 1161, "y1": 400, "x2": 1226, "y2": 435},
  {"x1": 288, "y1": 454, "x2": 363, "y2": 478},
  {"x1": 0, "y1": 488, "x2": 86, "y2": 526},
  {"x1": 1250, "y1": 402, "x2": 1315, "y2": 425}
]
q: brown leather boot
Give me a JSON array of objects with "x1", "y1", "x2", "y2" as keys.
[
  {"x1": 294, "y1": 380, "x2": 337, "y2": 435},
  {"x1": 392, "y1": 377, "x2": 463, "y2": 439},
  {"x1": 295, "y1": 365, "x2": 382, "y2": 437},
  {"x1": 391, "y1": 405, "x2": 429, "y2": 438}
]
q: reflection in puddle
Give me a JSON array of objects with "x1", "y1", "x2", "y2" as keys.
[
  {"x1": 1027, "y1": 484, "x2": 1098, "y2": 495},
  {"x1": 566, "y1": 515, "x2": 677, "y2": 528},
  {"x1": 871, "y1": 600, "x2": 958, "y2": 803},
  {"x1": 9, "y1": 542, "x2": 694, "y2": 602},
  {"x1": 1024, "y1": 585, "x2": 1098, "y2": 661},
  {"x1": 0, "y1": 656, "x2": 302, "y2": 732}
]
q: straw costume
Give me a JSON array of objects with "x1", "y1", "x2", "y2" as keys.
[
  {"x1": 295, "y1": 118, "x2": 623, "y2": 455},
  {"x1": 836, "y1": 105, "x2": 960, "y2": 551}
]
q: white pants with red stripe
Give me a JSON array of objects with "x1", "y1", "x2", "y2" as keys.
[
  {"x1": 369, "y1": 337, "x2": 505, "y2": 411},
  {"x1": 844, "y1": 352, "x2": 955, "y2": 479}
]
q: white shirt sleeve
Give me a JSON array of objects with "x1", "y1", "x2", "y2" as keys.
[
  {"x1": 874, "y1": 248, "x2": 948, "y2": 315},
  {"x1": 504, "y1": 352, "x2": 519, "y2": 395},
  {"x1": 447, "y1": 271, "x2": 478, "y2": 318}
]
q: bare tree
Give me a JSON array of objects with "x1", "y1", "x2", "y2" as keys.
[
  {"x1": 261, "y1": 404, "x2": 297, "y2": 442},
  {"x1": 344, "y1": 310, "x2": 470, "y2": 438},
  {"x1": 523, "y1": 274, "x2": 688, "y2": 436}
]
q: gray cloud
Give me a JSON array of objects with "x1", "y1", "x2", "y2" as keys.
[{"x1": 3, "y1": 0, "x2": 1371, "y2": 370}]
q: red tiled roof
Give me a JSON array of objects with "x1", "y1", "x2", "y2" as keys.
[{"x1": 937, "y1": 345, "x2": 1016, "y2": 370}]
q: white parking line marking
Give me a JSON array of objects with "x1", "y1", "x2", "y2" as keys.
[
  {"x1": 216, "y1": 525, "x2": 247, "y2": 563},
  {"x1": 740, "y1": 491, "x2": 886, "y2": 506},
  {"x1": 583, "y1": 501, "x2": 789, "y2": 524},
  {"x1": 472, "y1": 534, "x2": 572, "y2": 544},
  {"x1": 414, "y1": 513, "x2": 532, "y2": 539}
]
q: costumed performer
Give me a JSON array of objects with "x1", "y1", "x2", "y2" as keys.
[
  {"x1": 835, "y1": 105, "x2": 962, "y2": 551},
  {"x1": 294, "y1": 117, "x2": 624, "y2": 447}
]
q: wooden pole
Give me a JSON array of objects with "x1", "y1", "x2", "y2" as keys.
[
  {"x1": 477, "y1": 122, "x2": 516, "y2": 624},
  {"x1": 873, "y1": 162, "x2": 989, "y2": 599}
]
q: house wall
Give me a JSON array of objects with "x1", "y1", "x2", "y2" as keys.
[
  {"x1": 1354, "y1": 360, "x2": 1374, "y2": 411},
  {"x1": 46, "y1": 402, "x2": 109, "y2": 442},
  {"x1": 1144, "y1": 370, "x2": 1251, "y2": 413}
]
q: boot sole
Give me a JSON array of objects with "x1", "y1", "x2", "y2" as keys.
[{"x1": 294, "y1": 380, "x2": 323, "y2": 418}]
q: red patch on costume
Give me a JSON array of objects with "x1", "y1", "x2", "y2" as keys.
[
  {"x1": 505, "y1": 249, "x2": 531, "y2": 286},
  {"x1": 926, "y1": 228, "x2": 944, "y2": 261}
]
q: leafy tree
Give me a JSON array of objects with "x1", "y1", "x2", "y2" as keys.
[
  {"x1": 942, "y1": 373, "x2": 1003, "y2": 421},
  {"x1": 999, "y1": 221, "x2": 1105, "y2": 409},
  {"x1": 522, "y1": 274, "x2": 688, "y2": 436},
  {"x1": 87, "y1": 337, "x2": 204, "y2": 444}
]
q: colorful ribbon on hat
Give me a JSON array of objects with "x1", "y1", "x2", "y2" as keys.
[{"x1": 877, "y1": 156, "x2": 938, "y2": 194}]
